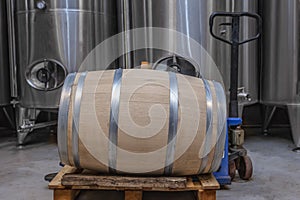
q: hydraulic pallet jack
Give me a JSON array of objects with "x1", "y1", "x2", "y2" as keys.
[{"x1": 210, "y1": 12, "x2": 262, "y2": 184}]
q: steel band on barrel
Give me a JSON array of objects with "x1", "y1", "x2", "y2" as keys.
[
  {"x1": 108, "y1": 68, "x2": 123, "y2": 173},
  {"x1": 72, "y1": 72, "x2": 87, "y2": 168},
  {"x1": 164, "y1": 72, "x2": 179, "y2": 175},
  {"x1": 211, "y1": 81, "x2": 227, "y2": 171},
  {"x1": 198, "y1": 79, "x2": 213, "y2": 173},
  {"x1": 57, "y1": 73, "x2": 76, "y2": 165}
]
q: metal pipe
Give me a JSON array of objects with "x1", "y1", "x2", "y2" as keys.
[
  {"x1": 33, "y1": 121, "x2": 57, "y2": 130},
  {"x1": 229, "y1": 17, "x2": 240, "y2": 117},
  {"x1": 117, "y1": 0, "x2": 126, "y2": 69},
  {"x1": 262, "y1": 106, "x2": 277, "y2": 132},
  {"x1": 124, "y1": 0, "x2": 131, "y2": 69},
  {"x1": 258, "y1": 0, "x2": 263, "y2": 101},
  {"x1": 6, "y1": 0, "x2": 18, "y2": 98}
]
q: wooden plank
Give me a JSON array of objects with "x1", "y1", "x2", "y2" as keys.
[
  {"x1": 68, "y1": 185, "x2": 203, "y2": 192},
  {"x1": 125, "y1": 191, "x2": 143, "y2": 200},
  {"x1": 197, "y1": 190, "x2": 216, "y2": 200},
  {"x1": 49, "y1": 166, "x2": 80, "y2": 189},
  {"x1": 193, "y1": 180, "x2": 201, "y2": 188},
  {"x1": 186, "y1": 177, "x2": 195, "y2": 188},
  {"x1": 53, "y1": 189, "x2": 79, "y2": 200},
  {"x1": 62, "y1": 174, "x2": 187, "y2": 189},
  {"x1": 197, "y1": 174, "x2": 220, "y2": 190}
]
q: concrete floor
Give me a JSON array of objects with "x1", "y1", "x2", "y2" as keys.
[{"x1": 0, "y1": 128, "x2": 299, "y2": 200}]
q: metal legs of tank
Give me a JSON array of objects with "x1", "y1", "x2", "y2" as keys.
[
  {"x1": 15, "y1": 106, "x2": 37, "y2": 145},
  {"x1": 287, "y1": 105, "x2": 300, "y2": 151},
  {"x1": 262, "y1": 105, "x2": 277, "y2": 135},
  {"x1": 15, "y1": 106, "x2": 58, "y2": 146},
  {"x1": 263, "y1": 105, "x2": 300, "y2": 150}
]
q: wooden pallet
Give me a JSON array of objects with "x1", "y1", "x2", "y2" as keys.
[{"x1": 48, "y1": 165, "x2": 220, "y2": 200}]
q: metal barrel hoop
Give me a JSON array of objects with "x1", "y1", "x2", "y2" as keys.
[
  {"x1": 108, "y1": 68, "x2": 123, "y2": 174},
  {"x1": 57, "y1": 73, "x2": 76, "y2": 165},
  {"x1": 164, "y1": 72, "x2": 179, "y2": 175},
  {"x1": 72, "y1": 72, "x2": 87, "y2": 168}
]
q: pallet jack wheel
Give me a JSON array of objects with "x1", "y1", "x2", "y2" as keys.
[
  {"x1": 237, "y1": 155, "x2": 253, "y2": 180},
  {"x1": 229, "y1": 160, "x2": 236, "y2": 180}
]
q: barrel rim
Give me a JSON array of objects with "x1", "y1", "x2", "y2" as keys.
[
  {"x1": 210, "y1": 81, "x2": 227, "y2": 172},
  {"x1": 57, "y1": 73, "x2": 76, "y2": 166},
  {"x1": 72, "y1": 72, "x2": 88, "y2": 168}
]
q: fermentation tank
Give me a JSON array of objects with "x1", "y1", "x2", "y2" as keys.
[
  {"x1": 261, "y1": 0, "x2": 300, "y2": 147},
  {"x1": 8, "y1": 0, "x2": 118, "y2": 144},
  {"x1": 117, "y1": 0, "x2": 258, "y2": 116},
  {"x1": 0, "y1": 0, "x2": 10, "y2": 106}
]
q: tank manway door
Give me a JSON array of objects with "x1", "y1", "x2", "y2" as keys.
[{"x1": 26, "y1": 59, "x2": 67, "y2": 91}]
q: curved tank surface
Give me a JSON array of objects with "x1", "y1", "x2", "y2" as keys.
[
  {"x1": 117, "y1": 0, "x2": 228, "y2": 80},
  {"x1": 14, "y1": 0, "x2": 118, "y2": 109},
  {"x1": 261, "y1": 0, "x2": 299, "y2": 105},
  {"x1": 0, "y1": 0, "x2": 10, "y2": 106},
  {"x1": 117, "y1": 0, "x2": 258, "y2": 112},
  {"x1": 261, "y1": 0, "x2": 300, "y2": 147}
]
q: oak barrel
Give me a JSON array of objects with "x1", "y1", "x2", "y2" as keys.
[{"x1": 58, "y1": 69, "x2": 227, "y2": 176}]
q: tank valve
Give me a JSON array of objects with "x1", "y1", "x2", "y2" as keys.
[
  {"x1": 36, "y1": 0, "x2": 47, "y2": 10},
  {"x1": 238, "y1": 87, "x2": 252, "y2": 102}
]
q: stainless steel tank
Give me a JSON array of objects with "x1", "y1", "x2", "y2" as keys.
[
  {"x1": 0, "y1": 0, "x2": 10, "y2": 106},
  {"x1": 8, "y1": 0, "x2": 118, "y2": 144},
  {"x1": 117, "y1": 0, "x2": 258, "y2": 115},
  {"x1": 14, "y1": 0, "x2": 117, "y2": 108},
  {"x1": 261, "y1": 0, "x2": 300, "y2": 147},
  {"x1": 117, "y1": 0, "x2": 228, "y2": 75}
]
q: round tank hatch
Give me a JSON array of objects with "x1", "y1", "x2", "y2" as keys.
[
  {"x1": 26, "y1": 59, "x2": 67, "y2": 91},
  {"x1": 153, "y1": 55, "x2": 201, "y2": 78}
]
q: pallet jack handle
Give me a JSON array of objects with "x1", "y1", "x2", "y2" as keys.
[{"x1": 209, "y1": 12, "x2": 262, "y2": 117}]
